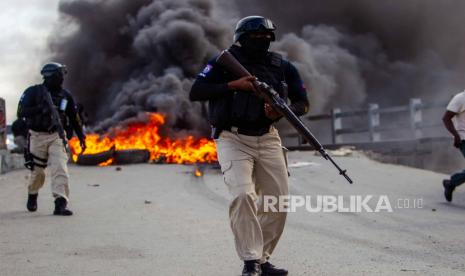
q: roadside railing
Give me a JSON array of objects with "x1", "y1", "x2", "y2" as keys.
[{"x1": 288, "y1": 98, "x2": 448, "y2": 146}]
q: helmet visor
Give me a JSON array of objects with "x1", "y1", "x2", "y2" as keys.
[
  {"x1": 41, "y1": 65, "x2": 67, "y2": 77},
  {"x1": 241, "y1": 18, "x2": 275, "y2": 32}
]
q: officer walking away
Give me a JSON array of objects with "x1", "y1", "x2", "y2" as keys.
[
  {"x1": 190, "y1": 16, "x2": 309, "y2": 276},
  {"x1": 442, "y1": 90, "x2": 465, "y2": 202},
  {"x1": 11, "y1": 117, "x2": 28, "y2": 153},
  {"x1": 17, "y1": 62, "x2": 86, "y2": 216}
]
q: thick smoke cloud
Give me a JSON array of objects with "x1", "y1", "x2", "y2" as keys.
[
  {"x1": 49, "y1": 0, "x2": 465, "y2": 135},
  {"x1": 238, "y1": 0, "x2": 465, "y2": 111},
  {"x1": 49, "y1": 0, "x2": 231, "y2": 135},
  {"x1": 273, "y1": 26, "x2": 368, "y2": 112}
]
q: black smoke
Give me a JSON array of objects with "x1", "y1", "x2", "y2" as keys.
[
  {"x1": 48, "y1": 0, "x2": 465, "y2": 135},
  {"x1": 237, "y1": 0, "x2": 465, "y2": 111},
  {"x1": 49, "y1": 0, "x2": 231, "y2": 135}
]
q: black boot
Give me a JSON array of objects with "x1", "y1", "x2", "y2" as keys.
[
  {"x1": 27, "y1": 193, "x2": 38, "y2": 212},
  {"x1": 443, "y1": 179, "x2": 455, "y2": 202},
  {"x1": 53, "y1": 197, "x2": 73, "y2": 216},
  {"x1": 242, "y1": 260, "x2": 261, "y2": 276},
  {"x1": 261, "y1": 262, "x2": 288, "y2": 276}
]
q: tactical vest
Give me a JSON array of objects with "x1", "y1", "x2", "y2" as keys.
[
  {"x1": 26, "y1": 85, "x2": 69, "y2": 132},
  {"x1": 223, "y1": 45, "x2": 287, "y2": 130}
]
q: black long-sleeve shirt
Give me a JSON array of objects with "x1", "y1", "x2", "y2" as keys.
[
  {"x1": 190, "y1": 53, "x2": 310, "y2": 117},
  {"x1": 18, "y1": 84, "x2": 85, "y2": 141}
]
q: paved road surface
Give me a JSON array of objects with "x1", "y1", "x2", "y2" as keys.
[{"x1": 1, "y1": 151, "x2": 464, "y2": 275}]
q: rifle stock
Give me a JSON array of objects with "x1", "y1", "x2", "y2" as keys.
[
  {"x1": 42, "y1": 87, "x2": 69, "y2": 152},
  {"x1": 216, "y1": 50, "x2": 353, "y2": 184}
]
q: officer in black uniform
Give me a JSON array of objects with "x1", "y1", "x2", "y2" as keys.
[
  {"x1": 190, "y1": 16, "x2": 309, "y2": 276},
  {"x1": 18, "y1": 62, "x2": 86, "y2": 216}
]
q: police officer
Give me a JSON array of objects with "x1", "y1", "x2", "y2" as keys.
[
  {"x1": 190, "y1": 16, "x2": 309, "y2": 276},
  {"x1": 18, "y1": 62, "x2": 86, "y2": 216}
]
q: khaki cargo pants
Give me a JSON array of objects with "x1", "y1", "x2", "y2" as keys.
[
  {"x1": 28, "y1": 130, "x2": 70, "y2": 201},
  {"x1": 215, "y1": 127, "x2": 288, "y2": 263}
]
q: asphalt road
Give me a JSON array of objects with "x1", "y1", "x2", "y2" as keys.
[{"x1": 0, "y1": 151, "x2": 464, "y2": 276}]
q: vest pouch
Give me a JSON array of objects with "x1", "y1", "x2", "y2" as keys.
[
  {"x1": 208, "y1": 97, "x2": 231, "y2": 128},
  {"x1": 231, "y1": 91, "x2": 264, "y2": 124},
  {"x1": 27, "y1": 112, "x2": 53, "y2": 132}
]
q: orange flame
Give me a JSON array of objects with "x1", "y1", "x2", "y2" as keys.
[
  {"x1": 194, "y1": 169, "x2": 202, "y2": 177},
  {"x1": 69, "y1": 113, "x2": 217, "y2": 165},
  {"x1": 98, "y1": 158, "x2": 114, "y2": 167}
]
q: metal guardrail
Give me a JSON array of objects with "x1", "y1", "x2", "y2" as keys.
[{"x1": 288, "y1": 98, "x2": 448, "y2": 146}]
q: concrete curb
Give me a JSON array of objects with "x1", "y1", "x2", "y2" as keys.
[{"x1": 0, "y1": 150, "x2": 24, "y2": 174}]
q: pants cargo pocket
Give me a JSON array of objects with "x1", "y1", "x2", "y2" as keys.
[
  {"x1": 220, "y1": 160, "x2": 234, "y2": 185},
  {"x1": 282, "y1": 146, "x2": 290, "y2": 177},
  {"x1": 221, "y1": 159, "x2": 255, "y2": 198}
]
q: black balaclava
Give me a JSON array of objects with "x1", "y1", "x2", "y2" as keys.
[
  {"x1": 239, "y1": 34, "x2": 272, "y2": 58},
  {"x1": 44, "y1": 72, "x2": 64, "y2": 92}
]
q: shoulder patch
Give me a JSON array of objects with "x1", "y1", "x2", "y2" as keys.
[{"x1": 198, "y1": 64, "x2": 213, "y2": 78}]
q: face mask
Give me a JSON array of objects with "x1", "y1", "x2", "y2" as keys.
[
  {"x1": 240, "y1": 37, "x2": 271, "y2": 57},
  {"x1": 44, "y1": 73, "x2": 64, "y2": 91}
]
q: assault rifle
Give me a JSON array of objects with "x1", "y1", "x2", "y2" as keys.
[
  {"x1": 216, "y1": 50, "x2": 353, "y2": 184},
  {"x1": 42, "y1": 86, "x2": 69, "y2": 152}
]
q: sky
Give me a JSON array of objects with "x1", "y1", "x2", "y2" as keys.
[{"x1": 0, "y1": 0, "x2": 60, "y2": 124}]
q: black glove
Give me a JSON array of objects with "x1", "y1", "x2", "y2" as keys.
[
  {"x1": 79, "y1": 137, "x2": 87, "y2": 153},
  {"x1": 24, "y1": 151, "x2": 34, "y2": 171}
]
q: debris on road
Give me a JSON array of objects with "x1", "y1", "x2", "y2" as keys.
[
  {"x1": 194, "y1": 169, "x2": 202, "y2": 177},
  {"x1": 329, "y1": 146, "x2": 355, "y2": 157},
  {"x1": 288, "y1": 161, "x2": 320, "y2": 168}
]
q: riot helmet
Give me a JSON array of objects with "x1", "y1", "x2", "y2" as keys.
[
  {"x1": 234, "y1": 16, "x2": 276, "y2": 42},
  {"x1": 41, "y1": 62, "x2": 67, "y2": 90},
  {"x1": 40, "y1": 62, "x2": 67, "y2": 78}
]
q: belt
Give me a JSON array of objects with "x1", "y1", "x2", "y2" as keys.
[
  {"x1": 226, "y1": 125, "x2": 271, "y2": 136},
  {"x1": 29, "y1": 128, "x2": 57, "y2": 135}
]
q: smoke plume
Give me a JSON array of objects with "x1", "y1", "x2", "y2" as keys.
[
  {"x1": 238, "y1": 0, "x2": 465, "y2": 112},
  {"x1": 48, "y1": 0, "x2": 465, "y2": 135},
  {"x1": 49, "y1": 0, "x2": 231, "y2": 135}
]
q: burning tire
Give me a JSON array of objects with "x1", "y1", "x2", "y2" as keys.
[
  {"x1": 76, "y1": 149, "x2": 114, "y2": 166},
  {"x1": 114, "y1": 149, "x2": 150, "y2": 165}
]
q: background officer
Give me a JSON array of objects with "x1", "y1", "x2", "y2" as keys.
[
  {"x1": 17, "y1": 62, "x2": 86, "y2": 216},
  {"x1": 190, "y1": 16, "x2": 309, "y2": 276}
]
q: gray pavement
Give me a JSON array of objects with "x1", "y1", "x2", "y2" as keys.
[{"x1": 0, "y1": 151, "x2": 464, "y2": 275}]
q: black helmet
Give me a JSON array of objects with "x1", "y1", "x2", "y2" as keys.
[
  {"x1": 234, "y1": 16, "x2": 276, "y2": 42},
  {"x1": 40, "y1": 62, "x2": 67, "y2": 78}
]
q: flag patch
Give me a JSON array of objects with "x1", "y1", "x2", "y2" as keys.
[{"x1": 199, "y1": 64, "x2": 213, "y2": 77}]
